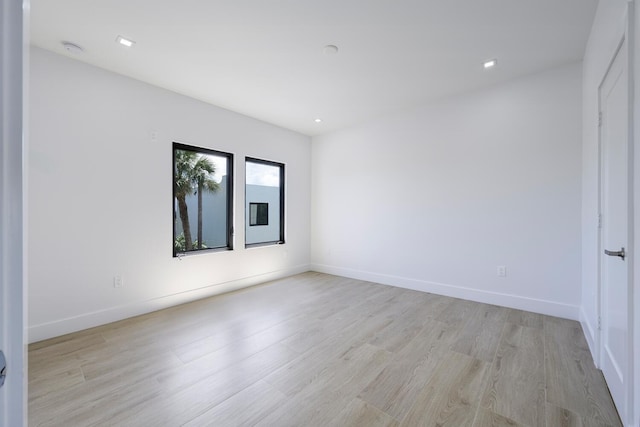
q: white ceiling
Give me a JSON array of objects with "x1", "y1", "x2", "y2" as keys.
[{"x1": 30, "y1": 0, "x2": 598, "y2": 136}]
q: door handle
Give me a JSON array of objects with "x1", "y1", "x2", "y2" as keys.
[{"x1": 604, "y1": 247, "x2": 625, "y2": 260}]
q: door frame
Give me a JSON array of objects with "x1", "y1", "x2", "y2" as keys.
[
  {"x1": 597, "y1": 5, "x2": 634, "y2": 426},
  {"x1": 0, "y1": 0, "x2": 28, "y2": 425}
]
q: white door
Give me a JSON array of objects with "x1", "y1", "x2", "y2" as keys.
[
  {"x1": 0, "y1": 0, "x2": 27, "y2": 425},
  {"x1": 599, "y1": 35, "x2": 631, "y2": 424}
]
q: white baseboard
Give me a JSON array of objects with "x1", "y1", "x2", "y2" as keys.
[
  {"x1": 28, "y1": 264, "x2": 311, "y2": 343},
  {"x1": 580, "y1": 306, "x2": 600, "y2": 367},
  {"x1": 311, "y1": 263, "x2": 580, "y2": 320},
  {"x1": 31, "y1": 263, "x2": 582, "y2": 343}
]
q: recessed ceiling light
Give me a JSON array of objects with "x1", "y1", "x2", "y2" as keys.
[
  {"x1": 62, "y1": 41, "x2": 83, "y2": 54},
  {"x1": 314, "y1": 118, "x2": 323, "y2": 123},
  {"x1": 323, "y1": 45, "x2": 339, "y2": 55},
  {"x1": 483, "y1": 59, "x2": 497, "y2": 69},
  {"x1": 116, "y1": 35, "x2": 135, "y2": 48}
]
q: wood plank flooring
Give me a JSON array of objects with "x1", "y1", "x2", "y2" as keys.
[{"x1": 28, "y1": 272, "x2": 622, "y2": 427}]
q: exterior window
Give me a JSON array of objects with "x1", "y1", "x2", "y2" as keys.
[
  {"x1": 249, "y1": 202, "x2": 269, "y2": 226},
  {"x1": 173, "y1": 143, "x2": 233, "y2": 256},
  {"x1": 245, "y1": 158, "x2": 284, "y2": 246}
]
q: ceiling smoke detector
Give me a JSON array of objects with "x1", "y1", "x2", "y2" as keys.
[
  {"x1": 323, "y1": 45, "x2": 339, "y2": 55},
  {"x1": 62, "y1": 41, "x2": 84, "y2": 54}
]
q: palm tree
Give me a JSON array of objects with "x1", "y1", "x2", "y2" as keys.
[
  {"x1": 174, "y1": 149, "x2": 220, "y2": 251},
  {"x1": 174, "y1": 150, "x2": 197, "y2": 250},
  {"x1": 191, "y1": 156, "x2": 219, "y2": 249}
]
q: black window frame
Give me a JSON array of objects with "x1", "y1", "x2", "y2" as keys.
[
  {"x1": 245, "y1": 157, "x2": 285, "y2": 247},
  {"x1": 173, "y1": 142, "x2": 234, "y2": 257},
  {"x1": 249, "y1": 202, "x2": 269, "y2": 226}
]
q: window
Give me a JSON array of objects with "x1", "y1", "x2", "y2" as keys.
[
  {"x1": 249, "y1": 202, "x2": 269, "y2": 226},
  {"x1": 245, "y1": 158, "x2": 284, "y2": 246},
  {"x1": 173, "y1": 143, "x2": 233, "y2": 256}
]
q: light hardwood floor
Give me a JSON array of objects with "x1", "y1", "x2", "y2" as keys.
[{"x1": 28, "y1": 272, "x2": 621, "y2": 426}]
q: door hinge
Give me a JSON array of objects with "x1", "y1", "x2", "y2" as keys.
[
  {"x1": 597, "y1": 316, "x2": 602, "y2": 331},
  {"x1": 598, "y1": 112, "x2": 602, "y2": 127},
  {"x1": 597, "y1": 213, "x2": 602, "y2": 229}
]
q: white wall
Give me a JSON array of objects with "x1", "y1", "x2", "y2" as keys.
[
  {"x1": 311, "y1": 63, "x2": 583, "y2": 319},
  {"x1": 28, "y1": 47, "x2": 311, "y2": 342}
]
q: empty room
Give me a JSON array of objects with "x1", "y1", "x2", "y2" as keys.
[{"x1": 1, "y1": 0, "x2": 639, "y2": 426}]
